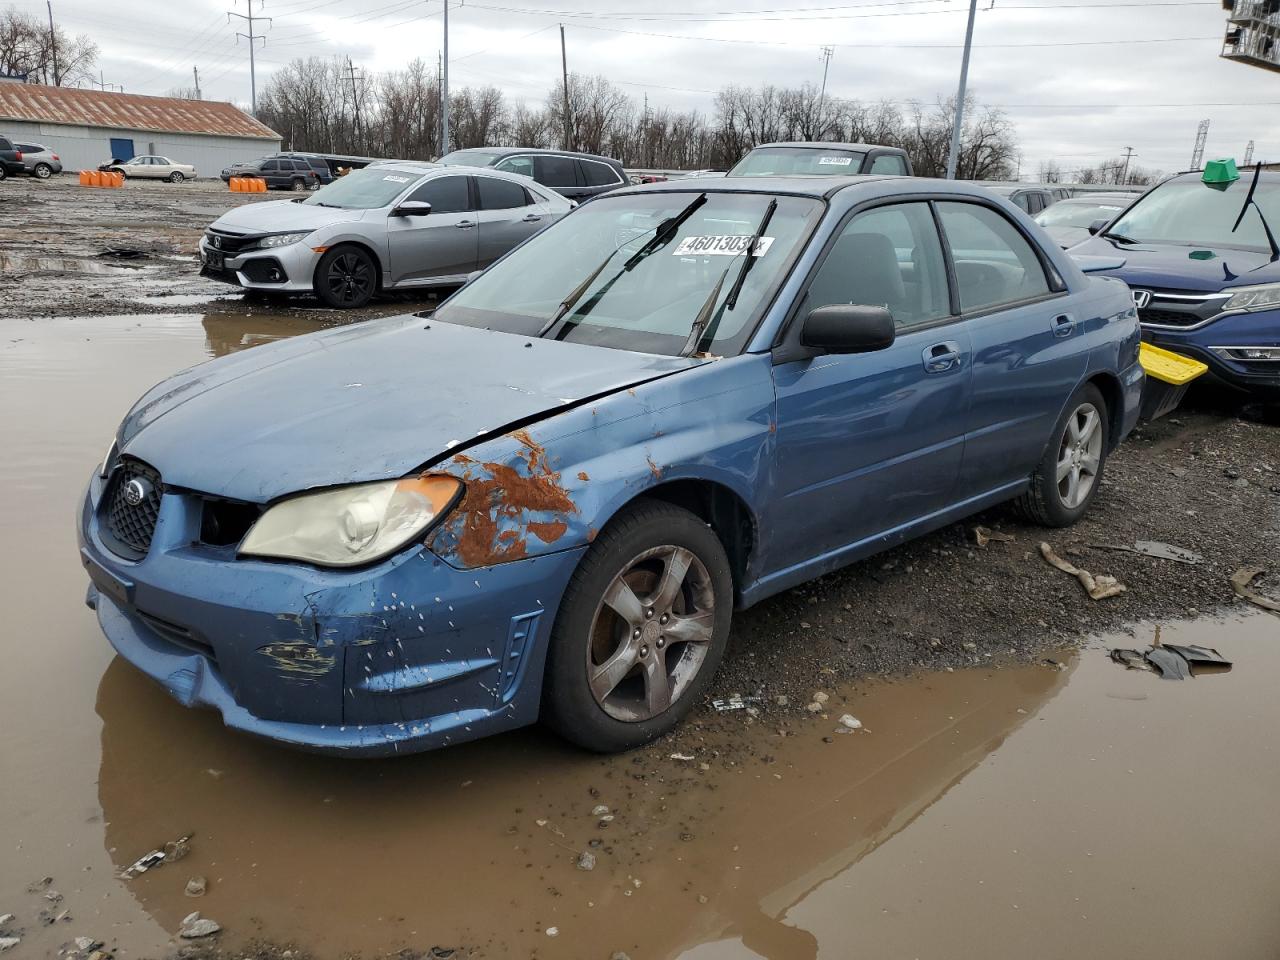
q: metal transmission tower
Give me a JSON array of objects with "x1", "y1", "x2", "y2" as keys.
[
  {"x1": 1190, "y1": 119, "x2": 1210, "y2": 171},
  {"x1": 229, "y1": 0, "x2": 271, "y2": 113},
  {"x1": 1244, "y1": 139, "x2": 1256, "y2": 166},
  {"x1": 817, "y1": 45, "x2": 834, "y2": 136}
]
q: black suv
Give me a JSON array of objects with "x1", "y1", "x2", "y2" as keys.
[
  {"x1": 0, "y1": 135, "x2": 24, "y2": 179},
  {"x1": 437, "y1": 147, "x2": 626, "y2": 201},
  {"x1": 727, "y1": 142, "x2": 914, "y2": 178},
  {"x1": 219, "y1": 157, "x2": 319, "y2": 191},
  {"x1": 272, "y1": 152, "x2": 336, "y2": 185}
]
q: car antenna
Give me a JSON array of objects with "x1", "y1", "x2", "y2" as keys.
[{"x1": 1231, "y1": 162, "x2": 1280, "y2": 263}]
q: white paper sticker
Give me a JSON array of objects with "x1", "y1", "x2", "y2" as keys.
[
  {"x1": 382, "y1": 175, "x2": 412, "y2": 183},
  {"x1": 817, "y1": 156, "x2": 854, "y2": 166},
  {"x1": 673, "y1": 235, "x2": 775, "y2": 257}
]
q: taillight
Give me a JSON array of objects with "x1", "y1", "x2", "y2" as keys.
[
  {"x1": 52, "y1": 154, "x2": 59, "y2": 161},
  {"x1": 14, "y1": 151, "x2": 21, "y2": 160}
]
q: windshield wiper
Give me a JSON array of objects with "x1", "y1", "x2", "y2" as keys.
[
  {"x1": 535, "y1": 252, "x2": 617, "y2": 337},
  {"x1": 1231, "y1": 162, "x2": 1280, "y2": 263},
  {"x1": 1102, "y1": 230, "x2": 1140, "y2": 245},
  {"x1": 622, "y1": 193, "x2": 708, "y2": 270},
  {"x1": 680, "y1": 198, "x2": 779, "y2": 358}
]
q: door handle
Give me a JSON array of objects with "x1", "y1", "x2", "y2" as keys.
[
  {"x1": 521, "y1": 213, "x2": 541, "y2": 223},
  {"x1": 922, "y1": 341, "x2": 961, "y2": 373},
  {"x1": 1052, "y1": 313, "x2": 1076, "y2": 338},
  {"x1": 456, "y1": 220, "x2": 475, "y2": 229}
]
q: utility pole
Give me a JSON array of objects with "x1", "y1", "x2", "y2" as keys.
[
  {"x1": 345, "y1": 57, "x2": 364, "y2": 149},
  {"x1": 441, "y1": 0, "x2": 450, "y2": 155},
  {"x1": 817, "y1": 45, "x2": 834, "y2": 137},
  {"x1": 96, "y1": 70, "x2": 122, "y2": 93},
  {"x1": 1190, "y1": 118, "x2": 1210, "y2": 171},
  {"x1": 1120, "y1": 146, "x2": 1135, "y2": 184},
  {"x1": 46, "y1": 1, "x2": 59, "y2": 86},
  {"x1": 945, "y1": 0, "x2": 979, "y2": 180},
  {"x1": 193, "y1": 65, "x2": 202, "y2": 100},
  {"x1": 229, "y1": 0, "x2": 271, "y2": 114},
  {"x1": 560, "y1": 24, "x2": 571, "y2": 151}
]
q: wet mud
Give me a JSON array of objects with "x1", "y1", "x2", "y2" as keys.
[{"x1": 1, "y1": 306, "x2": 1279, "y2": 958}]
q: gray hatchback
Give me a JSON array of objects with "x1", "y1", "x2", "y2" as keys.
[
  {"x1": 200, "y1": 162, "x2": 572, "y2": 308},
  {"x1": 14, "y1": 141, "x2": 62, "y2": 178}
]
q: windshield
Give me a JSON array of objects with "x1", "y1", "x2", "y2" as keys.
[
  {"x1": 1037, "y1": 199, "x2": 1131, "y2": 229},
  {"x1": 729, "y1": 147, "x2": 866, "y2": 178},
  {"x1": 439, "y1": 149, "x2": 502, "y2": 167},
  {"x1": 435, "y1": 191, "x2": 823, "y2": 356},
  {"x1": 302, "y1": 167, "x2": 421, "y2": 209},
  {"x1": 1106, "y1": 176, "x2": 1280, "y2": 250}
]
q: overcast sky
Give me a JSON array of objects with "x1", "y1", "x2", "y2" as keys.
[{"x1": 18, "y1": 0, "x2": 1280, "y2": 174}]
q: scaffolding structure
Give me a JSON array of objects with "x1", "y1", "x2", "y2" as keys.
[
  {"x1": 1221, "y1": 0, "x2": 1280, "y2": 73},
  {"x1": 1190, "y1": 119, "x2": 1211, "y2": 170}
]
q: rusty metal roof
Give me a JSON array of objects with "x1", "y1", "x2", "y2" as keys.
[{"x1": 0, "y1": 83, "x2": 279, "y2": 140}]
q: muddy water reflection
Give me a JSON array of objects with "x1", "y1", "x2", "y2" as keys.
[{"x1": 2, "y1": 314, "x2": 1279, "y2": 960}]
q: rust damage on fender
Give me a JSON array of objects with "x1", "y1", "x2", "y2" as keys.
[{"x1": 431, "y1": 430, "x2": 579, "y2": 567}]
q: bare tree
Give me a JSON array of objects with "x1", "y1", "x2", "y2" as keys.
[
  {"x1": 1038, "y1": 159, "x2": 1063, "y2": 183},
  {"x1": 0, "y1": 5, "x2": 96, "y2": 85},
  {"x1": 451, "y1": 85, "x2": 506, "y2": 149}
]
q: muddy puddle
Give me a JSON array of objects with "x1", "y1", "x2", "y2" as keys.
[{"x1": 2, "y1": 313, "x2": 1279, "y2": 959}]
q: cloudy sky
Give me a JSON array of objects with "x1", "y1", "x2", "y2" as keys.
[{"x1": 17, "y1": 0, "x2": 1280, "y2": 174}]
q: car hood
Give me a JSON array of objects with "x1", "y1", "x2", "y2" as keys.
[
  {"x1": 119, "y1": 316, "x2": 702, "y2": 503},
  {"x1": 1070, "y1": 236, "x2": 1280, "y2": 291},
  {"x1": 1045, "y1": 224, "x2": 1092, "y2": 249},
  {"x1": 209, "y1": 199, "x2": 368, "y2": 235}
]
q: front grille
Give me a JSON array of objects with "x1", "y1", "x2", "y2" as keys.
[
  {"x1": 1139, "y1": 307, "x2": 1204, "y2": 327},
  {"x1": 103, "y1": 458, "x2": 163, "y2": 559},
  {"x1": 205, "y1": 227, "x2": 255, "y2": 254},
  {"x1": 138, "y1": 610, "x2": 217, "y2": 661}
]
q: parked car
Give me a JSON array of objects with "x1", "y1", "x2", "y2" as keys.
[
  {"x1": 271, "y1": 152, "x2": 336, "y2": 185},
  {"x1": 1072, "y1": 166, "x2": 1280, "y2": 408},
  {"x1": 0, "y1": 134, "x2": 24, "y2": 179},
  {"x1": 726, "y1": 142, "x2": 913, "y2": 177},
  {"x1": 81, "y1": 175, "x2": 1142, "y2": 757},
  {"x1": 108, "y1": 155, "x2": 197, "y2": 182},
  {"x1": 200, "y1": 162, "x2": 571, "y2": 307},
  {"x1": 220, "y1": 157, "x2": 318, "y2": 191},
  {"x1": 438, "y1": 147, "x2": 627, "y2": 202},
  {"x1": 12, "y1": 141, "x2": 62, "y2": 178},
  {"x1": 983, "y1": 183, "x2": 1057, "y2": 215},
  {"x1": 1034, "y1": 193, "x2": 1141, "y2": 248}
]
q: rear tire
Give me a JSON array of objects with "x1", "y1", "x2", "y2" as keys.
[
  {"x1": 168, "y1": 171, "x2": 184, "y2": 183},
  {"x1": 291, "y1": 177, "x2": 306, "y2": 191},
  {"x1": 542, "y1": 499, "x2": 733, "y2": 753},
  {"x1": 0, "y1": 166, "x2": 7, "y2": 181},
  {"x1": 1014, "y1": 383, "x2": 1109, "y2": 527},
  {"x1": 33, "y1": 163, "x2": 52, "y2": 179},
  {"x1": 313, "y1": 245, "x2": 377, "y2": 309}
]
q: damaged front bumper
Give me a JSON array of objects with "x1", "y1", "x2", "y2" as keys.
[{"x1": 78, "y1": 470, "x2": 584, "y2": 757}]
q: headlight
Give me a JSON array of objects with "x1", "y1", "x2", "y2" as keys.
[
  {"x1": 239, "y1": 476, "x2": 462, "y2": 567},
  {"x1": 1222, "y1": 283, "x2": 1280, "y2": 313},
  {"x1": 255, "y1": 232, "x2": 310, "y2": 250}
]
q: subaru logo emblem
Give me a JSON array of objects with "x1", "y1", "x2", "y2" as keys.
[
  {"x1": 212, "y1": 235, "x2": 222, "y2": 249},
  {"x1": 123, "y1": 478, "x2": 150, "y2": 507},
  {"x1": 1132, "y1": 290, "x2": 1152, "y2": 309}
]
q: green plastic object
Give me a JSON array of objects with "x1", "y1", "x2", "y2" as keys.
[{"x1": 1202, "y1": 158, "x2": 1240, "y2": 183}]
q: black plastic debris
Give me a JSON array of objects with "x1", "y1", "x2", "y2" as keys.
[
  {"x1": 1109, "y1": 648, "x2": 1151, "y2": 671},
  {"x1": 1162, "y1": 644, "x2": 1232, "y2": 669},
  {"x1": 1144, "y1": 647, "x2": 1193, "y2": 680},
  {"x1": 1109, "y1": 643, "x2": 1232, "y2": 680}
]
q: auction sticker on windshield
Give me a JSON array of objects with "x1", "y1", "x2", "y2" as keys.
[
  {"x1": 817, "y1": 156, "x2": 854, "y2": 166},
  {"x1": 382, "y1": 175, "x2": 412, "y2": 183},
  {"x1": 673, "y1": 236, "x2": 775, "y2": 256}
]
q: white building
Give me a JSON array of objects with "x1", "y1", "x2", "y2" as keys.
[{"x1": 0, "y1": 83, "x2": 281, "y2": 174}]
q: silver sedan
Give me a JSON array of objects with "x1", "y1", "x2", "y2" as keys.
[
  {"x1": 199, "y1": 163, "x2": 573, "y2": 308},
  {"x1": 111, "y1": 155, "x2": 198, "y2": 182}
]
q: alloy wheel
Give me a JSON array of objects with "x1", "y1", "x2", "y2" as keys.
[
  {"x1": 325, "y1": 252, "x2": 373, "y2": 305},
  {"x1": 34, "y1": 164, "x2": 51, "y2": 179},
  {"x1": 1056, "y1": 401, "x2": 1103, "y2": 509},
  {"x1": 587, "y1": 545, "x2": 716, "y2": 722}
]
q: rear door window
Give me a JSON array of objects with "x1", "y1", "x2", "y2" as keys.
[
  {"x1": 868, "y1": 154, "x2": 909, "y2": 175},
  {"x1": 477, "y1": 176, "x2": 532, "y2": 210},
  {"x1": 261, "y1": 160, "x2": 281, "y2": 172},
  {"x1": 16, "y1": 144, "x2": 38, "y2": 153},
  {"x1": 534, "y1": 154, "x2": 580, "y2": 188},
  {"x1": 406, "y1": 175, "x2": 472, "y2": 214},
  {"x1": 580, "y1": 160, "x2": 621, "y2": 187},
  {"x1": 937, "y1": 201, "x2": 1053, "y2": 313},
  {"x1": 495, "y1": 155, "x2": 535, "y2": 178}
]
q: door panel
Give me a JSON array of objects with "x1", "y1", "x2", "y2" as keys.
[
  {"x1": 474, "y1": 176, "x2": 544, "y2": 267},
  {"x1": 386, "y1": 175, "x2": 477, "y2": 283},
  {"x1": 935, "y1": 200, "x2": 1086, "y2": 496},
  {"x1": 764, "y1": 201, "x2": 970, "y2": 574}
]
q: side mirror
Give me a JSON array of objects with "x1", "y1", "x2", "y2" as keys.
[
  {"x1": 1087, "y1": 219, "x2": 1109, "y2": 236},
  {"x1": 392, "y1": 201, "x2": 432, "y2": 217},
  {"x1": 800, "y1": 304, "x2": 896, "y2": 354}
]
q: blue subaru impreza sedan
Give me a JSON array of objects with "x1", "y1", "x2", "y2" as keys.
[
  {"x1": 1070, "y1": 167, "x2": 1280, "y2": 409},
  {"x1": 78, "y1": 175, "x2": 1143, "y2": 756}
]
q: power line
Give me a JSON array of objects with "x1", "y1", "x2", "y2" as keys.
[{"x1": 228, "y1": 0, "x2": 271, "y2": 112}]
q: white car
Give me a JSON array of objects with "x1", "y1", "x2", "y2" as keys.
[
  {"x1": 199, "y1": 162, "x2": 573, "y2": 308},
  {"x1": 111, "y1": 155, "x2": 197, "y2": 182}
]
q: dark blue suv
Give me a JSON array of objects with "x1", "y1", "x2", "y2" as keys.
[{"x1": 1072, "y1": 168, "x2": 1280, "y2": 407}]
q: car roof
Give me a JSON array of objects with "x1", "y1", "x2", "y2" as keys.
[
  {"x1": 983, "y1": 183, "x2": 1049, "y2": 195},
  {"x1": 445, "y1": 146, "x2": 621, "y2": 164},
  {"x1": 615, "y1": 174, "x2": 1020, "y2": 205},
  {"x1": 1068, "y1": 193, "x2": 1140, "y2": 202},
  {"x1": 749, "y1": 141, "x2": 903, "y2": 152}
]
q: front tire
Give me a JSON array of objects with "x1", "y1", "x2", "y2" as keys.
[
  {"x1": 543, "y1": 500, "x2": 733, "y2": 753},
  {"x1": 33, "y1": 163, "x2": 52, "y2": 179},
  {"x1": 0, "y1": 166, "x2": 7, "y2": 181},
  {"x1": 1015, "y1": 383, "x2": 1109, "y2": 526},
  {"x1": 314, "y1": 245, "x2": 377, "y2": 309},
  {"x1": 168, "y1": 171, "x2": 185, "y2": 183}
]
